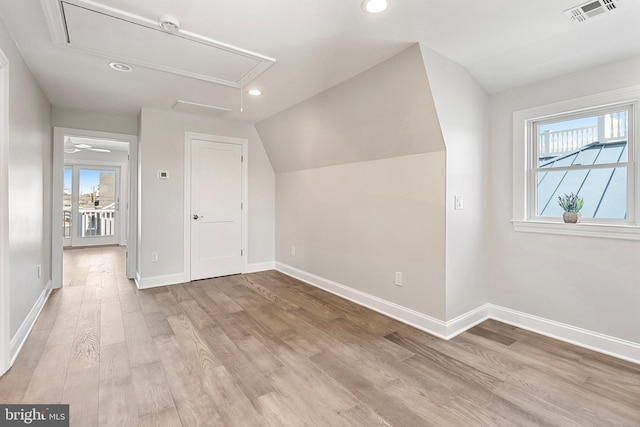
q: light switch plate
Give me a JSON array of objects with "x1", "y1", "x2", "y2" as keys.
[{"x1": 454, "y1": 195, "x2": 464, "y2": 210}]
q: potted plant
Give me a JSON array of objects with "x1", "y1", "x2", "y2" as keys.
[{"x1": 558, "y1": 193, "x2": 584, "y2": 223}]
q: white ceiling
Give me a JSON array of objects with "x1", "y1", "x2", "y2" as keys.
[{"x1": 1, "y1": 0, "x2": 639, "y2": 123}]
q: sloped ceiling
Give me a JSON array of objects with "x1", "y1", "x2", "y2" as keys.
[
  {"x1": 256, "y1": 44, "x2": 444, "y2": 173},
  {"x1": 1, "y1": 0, "x2": 640, "y2": 123}
]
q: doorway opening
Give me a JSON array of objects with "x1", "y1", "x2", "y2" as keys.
[{"x1": 52, "y1": 128, "x2": 138, "y2": 289}]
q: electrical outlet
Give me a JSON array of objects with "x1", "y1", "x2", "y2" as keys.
[
  {"x1": 151, "y1": 252, "x2": 158, "y2": 262},
  {"x1": 37, "y1": 265, "x2": 42, "y2": 278},
  {"x1": 291, "y1": 246, "x2": 296, "y2": 256},
  {"x1": 395, "y1": 272, "x2": 403, "y2": 287}
]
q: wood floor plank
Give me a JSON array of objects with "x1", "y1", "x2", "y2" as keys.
[
  {"x1": 153, "y1": 334, "x2": 225, "y2": 427},
  {"x1": 3, "y1": 246, "x2": 640, "y2": 427},
  {"x1": 203, "y1": 288, "x2": 245, "y2": 314},
  {"x1": 138, "y1": 406, "x2": 184, "y2": 427},
  {"x1": 155, "y1": 291, "x2": 184, "y2": 316},
  {"x1": 467, "y1": 324, "x2": 517, "y2": 346},
  {"x1": 69, "y1": 327, "x2": 100, "y2": 372},
  {"x1": 338, "y1": 403, "x2": 389, "y2": 426},
  {"x1": 99, "y1": 342, "x2": 131, "y2": 383},
  {"x1": 137, "y1": 289, "x2": 163, "y2": 314},
  {"x1": 234, "y1": 335, "x2": 284, "y2": 375},
  {"x1": 131, "y1": 362, "x2": 175, "y2": 417},
  {"x1": 179, "y1": 299, "x2": 216, "y2": 330},
  {"x1": 100, "y1": 299, "x2": 125, "y2": 347},
  {"x1": 62, "y1": 366, "x2": 100, "y2": 423},
  {"x1": 0, "y1": 329, "x2": 49, "y2": 403},
  {"x1": 145, "y1": 311, "x2": 174, "y2": 338},
  {"x1": 168, "y1": 311, "x2": 274, "y2": 401},
  {"x1": 310, "y1": 349, "x2": 434, "y2": 426},
  {"x1": 387, "y1": 332, "x2": 502, "y2": 391},
  {"x1": 98, "y1": 342, "x2": 138, "y2": 427},
  {"x1": 119, "y1": 288, "x2": 141, "y2": 314},
  {"x1": 123, "y1": 310, "x2": 158, "y2": 367}
]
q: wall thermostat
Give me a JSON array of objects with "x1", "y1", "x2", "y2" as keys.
[{"x1": 157, "y1": 170, "x2": 170, "y2": 179}]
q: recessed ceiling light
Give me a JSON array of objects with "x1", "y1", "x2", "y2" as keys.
[
  {"x1": 248, "y1": 89, "x2": 262, "y2": 96},
  {"x1": 109, "y1": 62, "x2": 133, "y2": 72},
  {"x1": 362, "y1": 0, "x2": 389, "y2": 13}
]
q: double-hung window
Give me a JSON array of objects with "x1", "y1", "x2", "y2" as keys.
[{"x1": 513, "y1": 87, "x2": 640, "y2": 240}]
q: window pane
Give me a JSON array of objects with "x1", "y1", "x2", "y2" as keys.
[
  {"x1": 594, "y1": 143, "x2": 625, "y2": 165},
  {"x1": 536, "y1": 167, "x2": 627, "y2": 219},
  {"x1": 573, "y1": 145, "x2": 601, "y2": 165},
  {"x1": 537, "y1": 170, "x2": 588, "y2": 217},
  {"x1": 78, "y1": 169, "x2": 116, "y2": 237},
  {"x1": 595, "y1": 167, "x2": 626, "y2": 219},
  {"x1": 63, "y1": 168, "x2": 72, "y2": 238},
  {"x1": 537, "y1": 109, "x2": 628, "y2": 167}
]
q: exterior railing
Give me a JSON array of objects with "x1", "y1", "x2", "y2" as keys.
[
  {"x1": 539, "y1": 126, "x2": 598, "y2": 157},
  {"x1": 79, "y1": 209, "x2": 115, "y2": 237},
  {"x1": 63, "y1": 209, "x2": 115, "y2": 238},
  {"x1": 63, "y1": 210, "x2": 71, "y2": 238},
  {"x1": 539, "y1": 111, "x2": 627, "y2": 158}
]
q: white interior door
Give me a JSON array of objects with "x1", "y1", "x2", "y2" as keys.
[{"x1": 190, "y1": 139, "x2": 243, "y2": 280}]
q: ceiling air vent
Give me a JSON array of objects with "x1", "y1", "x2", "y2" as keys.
[
  {"x1": 173, "y1": 100, "x2": 232, "y2": 117},
  {"x1": 564, "y1": 0, "x2": 621, "y2": 23}
]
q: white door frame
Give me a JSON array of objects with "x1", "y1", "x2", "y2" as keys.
[
  {"x1": 0, "y1": 49, "x2": 10, "y2": 375},
  {"x1": 52, "y1": 127, "x2": 138, "y2": 287},
  {"x1": 64, "y1": 160, "x2": 127, "y2": 247},
  {"x1": 184, "y1": 132, "x2": 248, "y2": 281}
]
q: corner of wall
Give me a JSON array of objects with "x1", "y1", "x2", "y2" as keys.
[{"x1": 418, "y1": 44, "x2": 491, "y2": 321}]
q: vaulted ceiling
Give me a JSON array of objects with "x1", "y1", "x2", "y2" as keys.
[{"x1": 0, "y1": 0, "x2": 639, "y2": 123}]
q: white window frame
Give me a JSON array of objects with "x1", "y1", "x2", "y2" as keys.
[{"x1": 512, "y1": 86, "x2": 640, "y2": 240}]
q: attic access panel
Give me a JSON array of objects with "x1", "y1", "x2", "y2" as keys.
[{"x1": 42, "y1": 0, "x2": 275, "y2": 88}]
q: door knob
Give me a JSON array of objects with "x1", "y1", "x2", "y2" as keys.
[{"x1": 193, "y1": 214, "x2": 199, "y2": 220}]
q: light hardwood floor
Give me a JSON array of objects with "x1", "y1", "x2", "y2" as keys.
[{"x1": 1, "y1": 246, "x2": 639, "y2": 426}]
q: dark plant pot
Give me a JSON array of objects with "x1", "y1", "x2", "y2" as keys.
[{"x1": 562, "y1": 212, "x2": 580, "y2": 223}]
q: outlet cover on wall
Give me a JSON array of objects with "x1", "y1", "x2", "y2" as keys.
[
  {"x1": 291, "y1": 246, "x2": 296, "y2": 256},
  {"x1": 151, "y1": 252, "x2": 158, "y2": 262}
]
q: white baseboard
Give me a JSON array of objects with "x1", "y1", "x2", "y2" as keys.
[
  {"x1": 246, "y1": 261, "x2": 275, "y2": 273},
  {"x1": 275, "y1": 263, "x2": 640, "y2": 364},
  {"x1": 275, "y1": 262, "x2": 486, "y2": 340},
  {"x1": 446, "y1": 304, "x2": 491, "y2": 338},
  {"x1": 135, "y1": 272, "x2": 188, "y2": 290},
  {"x1": 10, "y1": 281, "x2": 52, "y2": 365},
  {"x1": 489, "y1": 305, "x2": 640, "y2": 365},
  {"x1": 135, "y1": 262, "x2": 276, "y2": 289}
]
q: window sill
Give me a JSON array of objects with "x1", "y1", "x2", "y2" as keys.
[{"x1": 512, "y1": 220, "x2": 640, "y2": 241}]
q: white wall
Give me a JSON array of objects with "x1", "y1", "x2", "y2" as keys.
[
  {"x1": 52, "y1": 107, "x2": 137, "y2": 135},
  {"x1": 256, "y1": 44, "x2": 445, "y2": 173},
  {"x1": 276, "y1": 153, "x2": 447, "y2": 318},
  {"x1": 0, "y1": 18, "x2": 52, "y2": 338},
  {"x1": 488, "y1": 55, "x2": 640, "y2": 343},
  {"x1": 258, "y1": 45, "x2": 450, "y2": 321},
  {"x1": 138, "y1": 108, "x2": 275, "y2": 281},
  {"x1": 420, "y1": 46, "x2": 490, "y2": 320}
]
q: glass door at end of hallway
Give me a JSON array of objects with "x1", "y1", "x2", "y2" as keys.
[{"x1": 63, "y1": 165, "x2": 120, "y2": 247}]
